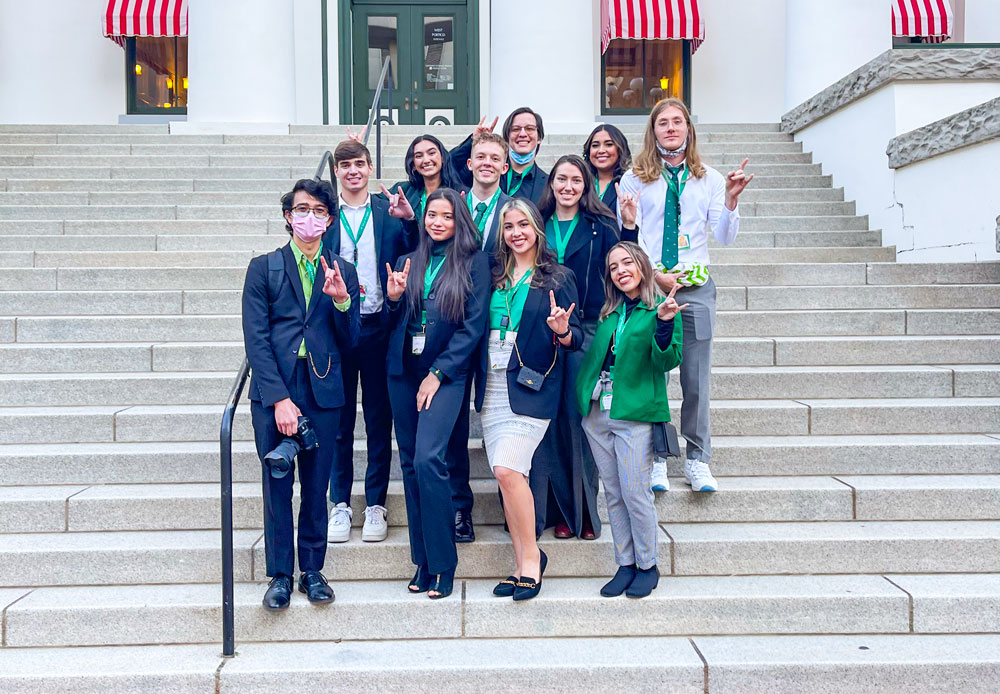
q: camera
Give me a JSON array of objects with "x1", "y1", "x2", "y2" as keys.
[{"x1": 264, "y1": 416, "x2": 320, "y2": 479}]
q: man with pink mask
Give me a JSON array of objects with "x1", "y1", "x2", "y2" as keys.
[{"x1": 242, "y1": 178, "x2": 360, "y2": 610}]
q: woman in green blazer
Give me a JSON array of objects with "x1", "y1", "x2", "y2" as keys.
[{"x1": 575, "y1": 241, "x2": 685, "y2": 598}]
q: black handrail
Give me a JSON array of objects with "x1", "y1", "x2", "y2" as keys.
[
  {"x1": 219, "y1": 356, "x2": 249, "y2": 658},
  {"x1": 363, "y1": 57, "x2": 394, "y2": 179}
]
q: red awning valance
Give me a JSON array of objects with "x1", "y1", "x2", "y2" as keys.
[
  {"x1": 104, "y1": 0, "x2": 188, "y2": 47},
  {"x1": 601, "y1": 0, "x2": 704, "y2": 55},
  {"x1": 892, "y1": 0, "x2": 953, "y2": 43}
]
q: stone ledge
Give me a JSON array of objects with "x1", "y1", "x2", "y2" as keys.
[
  {"x1": 887, "y1": 96, "x2": 1000, "y2": 168},
  {"x1": 781, "y1": 48, "x2": 1000, "y2": 133}
]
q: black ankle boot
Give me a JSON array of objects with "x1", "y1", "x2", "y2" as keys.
[
  {"x1": 600, "y1": 564, "x2": 637, "y2": 597},
  {"x1": 626, "y1": 565, "x2": 659, "y2": 598}
]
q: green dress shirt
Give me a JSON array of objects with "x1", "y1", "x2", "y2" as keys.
[{"x1": 290, "y1": 241, "x2": 351, "y2": 357}]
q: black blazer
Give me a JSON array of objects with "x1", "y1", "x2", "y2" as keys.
[
  {"x1": 477, "y1": 189, "x2": 512, "y2": 256},
  {"x1": 551, "y1": 211, "x2": 620, "y2": 322},
  {"x1": 451, "y1": 134, "x2": 549, "y2": 205},
  {"x1": 387, "y1": 250, "x2": 491, "y2": 409},
  {"x1": 499, "y1": 270, "x2": 582, "y2": 419},
  {"x1": 599, "y1": 180, "x2": 618, "y2": 217},
  {"x1": 242, "y1": 242, "x2": 361, "y2": 408},
  {"x1": 386, "y1": 180, "x2": 470, "y2": 221},
  {"x1": 326, "y1": 195, "x2": 419, "y2": 325}
]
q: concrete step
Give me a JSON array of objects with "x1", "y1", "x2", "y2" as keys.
[
  {"x1": 867, "y1": 261, "x2": 1000, "y2": 285},
  {"x1": 740, "y1": 214, "x2": 868, "y2": 231},
  {"x1": 773, "y1": 335, "x2": 1000, "y2": 365},
  {"x1": 748, "y1": 284, "x2": 1000, "y2": 310},
  {"x1": 714, "y1": 230, "x2": 882, "y2": 247},
  {"x1": 801, "y1": 397, "x2": 1000, "y2": 435}
]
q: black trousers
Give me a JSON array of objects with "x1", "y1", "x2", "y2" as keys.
[
  {"x1": 446, "y1": 375, "x2": 474, "y2": 513},
  {"x1": 388, "y1": 355, "x2": 468, "y2": 574},
  {"x1": 251, "y1": 359, "x2": 340, "y2": 578},
  {"x1": 329, "y1": 314, "x2": 394, "y2": 507}
]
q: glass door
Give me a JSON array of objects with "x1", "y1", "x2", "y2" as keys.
[{"x1": 409, "y1": 5, "x2": 466, "y2": 125}]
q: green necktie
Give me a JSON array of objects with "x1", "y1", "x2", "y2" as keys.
[
  {"x1": 473, "y1": 202, "x2": 488, "y2": 226},
  {"x1": 661, "y1": 165, "x2": 684, "y2": 270}
]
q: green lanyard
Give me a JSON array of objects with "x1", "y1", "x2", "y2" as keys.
[
  {"x1": 662, "y1": 165, "x2": 689, "y2": 199},
  {"x1": 339, "y1": 205, "x2": 372, "y2": 266},
  {"x1": 505, "y1": 163, "x2": 534, "y2": 198},
  {"x1": 498, "y1": 268, "x2": 532, "y2": 340},
  {"x1": 419, "y1": 190, "x2": 427, "y2": 217},
  {"x1": 301, "y1": 242, "x2": 323, "y2": 286},
  {"x1": 547, "y1": 213, "x2": 580, "y2": 264},
  {"x1": 419, "y1": 255, "x2": 446, "y2": 331},
  {"x1": 595, "y1": 176, "x2": 610, "y2": 198},
  {"x1": 466, "y1": 188, "x2": 502, "y2": 235},
  {"x1": 609, "y1": 302, "x2": 635, "y2": 379}
]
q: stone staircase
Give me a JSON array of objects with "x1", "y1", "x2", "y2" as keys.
[{"x1": 1, "y1": 122, "x2": 999, "y2": 691}]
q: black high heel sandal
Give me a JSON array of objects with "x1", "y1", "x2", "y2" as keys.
[
  {"x1": 513, "y1": 549, "x2": 547, "y2": 602},
  {"x1": 408, "y1": 566, "x2": 431, "y2": 594},
  {"x1": 428, "y1": 568, "x2": 455, "y2": 600}
]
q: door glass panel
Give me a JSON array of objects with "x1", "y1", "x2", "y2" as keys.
[
  {"x1": 367, "y1": 16, "x2": 398, "y2": 89},
  {"x1": 133, "y1": 37, "x2": 187, "y2": 110},
  {"x1": 422, "y1": 16, "x2": 454, "y2": 91},
  {"x1": 604, "y1": 39, "x2": 684, "y2": 111}
]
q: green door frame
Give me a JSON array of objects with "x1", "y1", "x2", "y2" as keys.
[{"x1": 337, "y1": 0, "x2": 479, "y2": 125}]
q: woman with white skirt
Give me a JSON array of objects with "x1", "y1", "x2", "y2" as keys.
[{"x1": 482, "y1": 198, "x2": 581, "y2": 601}]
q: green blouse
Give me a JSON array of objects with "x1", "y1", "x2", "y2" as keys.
[{"x1": 489, "y1": 269, "x2": 532, "y2": 337}]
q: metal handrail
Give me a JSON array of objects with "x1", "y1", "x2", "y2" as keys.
[
  {"x1": 363, "y1": 57, "x2": 394, "y2": 179},
  {"x1": 219, "y1": 356, "x2": 249, "y2": 658}
]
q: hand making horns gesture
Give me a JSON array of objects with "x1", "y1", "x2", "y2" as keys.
[
  {"x1": 385, "y1": 257, "x2": 411, "y2": 301},
  {"x1": 380, "y1": 182, "x2": 416, "y2": 220},
  {"x1": 474, "y1": 115, "x2": 499, "y2": 137},
  {"x1": 346, "y1": 125, "x2": 368, "y2": 144},
  {"x1": 320, "y1": 257, "x2": 350, "y2": 304},
  {"x1": 546, "y1": 290, "x2": 576, "y2": 338},
  {"x1": 656, "y1": 283, "x2": 690, "y2": 321},
  {"x1": 725, "y1": 157, "x2": 754, "y2": 210}
]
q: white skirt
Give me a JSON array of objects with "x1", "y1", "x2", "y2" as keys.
[{"x1": 480, "y1": 330, "x2": 550, "y2": 476}]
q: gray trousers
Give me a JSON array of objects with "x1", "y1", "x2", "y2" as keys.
[
  {"x1": 675, "y1": 277, "x2": 716, "y2": 463},
  {"x1": 582, "y1": 403, "x2": 658, "y2": 571}
]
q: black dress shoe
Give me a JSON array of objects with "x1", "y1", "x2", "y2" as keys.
[
  {"x1": 454, "y1": 508, "x2": 475, "y2": 543},
  {"x1": 600, "y1": 564, "x2": 637, "y2": 597},
  {"x1": 408, "y1": 565, "x2": 431, "y2": 594},
  {"x1": 298, "y1": 570, "x2": 335, "y2": 603},
  {"x1": 262, "y1": 574, "x2": 292, "y2": 610},
  {"x1": 626, "y1": 565, "x2": 659, "y2": 598},
  {"x1": 512, "y1": 549, "x2": 548, "y2": 602},
  {"x1": 493, "y1": 575, "x2": 518, "y2": 597},
  {"x1": 428, "y1": 568, "x2": 455, "y2": 599}
]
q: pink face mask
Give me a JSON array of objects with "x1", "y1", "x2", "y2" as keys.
[{"x1": 290, "y1": 212, "x2": 328, "y2": 242}]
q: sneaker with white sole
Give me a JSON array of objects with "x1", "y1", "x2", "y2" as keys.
[
  {"x1": 684, "y1": 459, "x2": 718, "y2": 492},
  {"x1": 651, "y1": 459, "x2": 670, "y2": 492},
  {"x1": 327, "y1": 502, "x2": 352, "y2": 543},
  {"x1": 361, "y1": 504, "x2": 388, "y2": 542}
]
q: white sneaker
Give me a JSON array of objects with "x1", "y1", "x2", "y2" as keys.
[
  {"x1": 361, "y1": 504, "x2": 388, "y2": 542},
  {"x1": 651, "y1": 459, "x2": 670, "y2": 492},
  {"x1": 684, "y1": 459, "x2": 718, "y2": 492},
  {"x1": 327, "y1": 502, "x2": 352, "y2": 543}
]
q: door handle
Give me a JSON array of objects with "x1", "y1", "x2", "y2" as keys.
[
  {"x1": 403, "y1": 97, "x2": 410, "y2": 111},
  {"x1": 413, "y1": 97, "x2": 419, "y2": 109}
]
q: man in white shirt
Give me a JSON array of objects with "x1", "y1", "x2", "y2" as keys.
[
  {"x1": 618, "y1": 98, "x2": 753, "y2": 493},
  {"x1": 466, "y1": 131, "x2": 512, "y2": 254},
  {"x1": 327, "y1": 139, "x2": 417, "y2": 542}
]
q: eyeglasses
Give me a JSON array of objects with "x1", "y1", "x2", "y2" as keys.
[
  {"x1": 291, "y1": 204, "x2": 330, "y2": 219},
  {"x1": 510, "y1": 125, "x2": 538, "y2": 135}
]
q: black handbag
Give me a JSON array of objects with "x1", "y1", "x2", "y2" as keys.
[{"x1": 652, "y1": 421, "x2": 681, "y2": 458}]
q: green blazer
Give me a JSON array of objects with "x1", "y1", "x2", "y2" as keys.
[{"x1": 575, "y1": 300, "x2": 684, "y2": 422}]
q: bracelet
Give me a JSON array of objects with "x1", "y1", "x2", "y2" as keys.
[
  {"x1": 556, "y1": 328, "x2": 571, "y2": 339},
  {"x1": 429, "y1": 367, "x2": 443, "y2": 381}
]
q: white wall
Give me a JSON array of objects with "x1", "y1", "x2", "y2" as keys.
[
  {"x1": 894, "y1": 82, "x2": 1000, "y2": 133},
  {"x1": 0, "y1": 0, "x2": 125, "y2": 123},
  {"x1": 293, "y1": 0, "x2": 324, "y2": 125},
  {"x1": 489, "y1": 0, "x2": 597, "y2": 130},
  {"x1": 784, "y1": 0, "x2": 887, "y2": 110},
  {"x1": 893, "y1": 139, "x2": 1000, "y2": 262},
  {"x1": 691, "y1": 0, "x2": 786, "y2": 123},
  {"x1": 964, "y1": 0, "x2": 1000, "y2": 42}
]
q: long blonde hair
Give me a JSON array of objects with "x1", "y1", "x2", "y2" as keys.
[
  {"x1": 632, "y1": 98, "x2": 706, "y2": 183},
  {"x1": 599, "y1": 241, "x2": 662, "y2": 321}
]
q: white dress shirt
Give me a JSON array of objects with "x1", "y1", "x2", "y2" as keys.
[
  {"x1": 338, "y1": 193, "x2": 383, "y2": 314},
  {"x1": 617, "y1": 163, "x2": 740, "y2": 270},
  {"x1": 469, "y1": 188, "x2": 501, "y2": 250}
]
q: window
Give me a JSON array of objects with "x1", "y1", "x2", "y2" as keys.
[
  {"x1": 127, "y1": 37, "x2": 188, "y2": 114},
  {"x1": 602, "y1": 39, "x2": 690, "y2": 113}
]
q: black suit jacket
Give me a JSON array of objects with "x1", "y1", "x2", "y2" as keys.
[
  {"x1": 242, "y1": 241, "x2": 361, "y2": 408},
  {"x1": 500, "y1": 270, "x2": 582, "y2": 419},
  {"x1": 387, "y1": 250, "x2": 491, "y2": 409},
  {"x1": 476, "y1": 189, "x2": 512, "y2": 256},
  {"x1": 326, "y1": 195, "x2": 419, "y2": 326}
]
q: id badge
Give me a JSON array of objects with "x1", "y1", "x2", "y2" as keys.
[
  {"x1": 359, "y1": 284, "x2": 367, "y2": 303},
  {"x1": 411, "y1": 332, "x2": 426, "y2": 355},
  {"x1": 677, "y1": 234, "x2": 691, "y2": 251},
  {"x1": 600, "y1": 391, "x2": 613, "y2": 411},
  {"x1": 489, "y1": 350, "x2": 510, "y2": 370}
]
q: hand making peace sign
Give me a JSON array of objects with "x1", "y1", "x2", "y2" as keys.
[
  {"x1": 385, "y1": 257, "x2": 410, "y2": 301},
  {"x1": 546, "y1": 290, "x2": 576, "y2": 340},
  {"x1": 725, "y1": 157, "x2": 754, "y2": 210},
  {"x1": 656, "y1": 283, "x2": 690, "y2": 321},
  {"x1": 320, "y1": 257, "x2": 350, "y2": 304},
  {"x1": 380, "y1": 183, "x2": 416, "y2": 221}
]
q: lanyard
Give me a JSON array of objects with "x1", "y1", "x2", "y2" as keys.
[
  {"x1": 466, "y1": 187, "x2": 502, "y2": 234},
  {"x1": 423, "y1": 255, "x2": 446, "y2": 300},
  {"x1": 339, "y1": 205, "x2": 372, "y2": 266},
  {"x1": 505, "y1": 163, "x2": 534, "y2": 198},
  {"x1": 609, "y1": 302, "x2": 637, "y2": 378},
  {"x1": 661, "y1": 165, "x2": 689, "y2": 199},
  {"x1": 300, "y1": 241, "x2": 323, "y2": 286},
  {"x1": 419, "y1": 190, "x2": 427, "y2": 217},
  {"x1": 548, "y1": 213, "x2": 580, "y2": 264},
  {"x1": 595, "y1": 176, "x2": 610, "y2": 198},
  {"x1": 498, "y1": 268, "x2": 532, "y2": 340}
]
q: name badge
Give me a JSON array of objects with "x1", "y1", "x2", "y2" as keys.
[
  {"x1": 490, "y1": 350, "x2": 511, "y2": 370},
  {"x1": 411, "y1": 333, "x2": 426, "y2": 355},
  {"x1": 677, "y1": 234, "x2": 691, "y2": 251},
  {"x1": 488, "y1": 332, "x2": 513, "y2": 370},
  {"x1": 600, "y1": 391, "x2": 613, "y2": 411}
]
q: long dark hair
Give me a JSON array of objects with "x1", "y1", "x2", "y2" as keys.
[
  {"x1": 582, "y1": 123, "x2": 632, "y2": 183},
  {"x1": 537, "y1": 154, "x2": 615, "y2": 223},
  {"x1": 492, "y1": 199, "x2": 568, "y2": 290},
  {"x1": 404, "y1": 134, "x2": 462, "y2": 191},
  {"x1": 406, "y1": 188, "x2": 482, "y2": 322}
]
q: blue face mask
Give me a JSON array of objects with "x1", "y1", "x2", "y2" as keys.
[{"x1": 509, "y1": 148, "x2": 536, "y2": 166}]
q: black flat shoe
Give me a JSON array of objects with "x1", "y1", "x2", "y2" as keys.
[
  {"x1": 298, "y1": 570, "x2": 335, "y2": 603},
  {"x1": 626, "y1": 565, "x2": 659, "y2": 598},
  {"x1": 454, "y1": 509, "x2": 475, "y2": 543},
  {"x1": 493, "y1": 575, "x2": 518, "y2": 597},
  {"x1": 512, "y1": 549, "x2": 547, "y2": 602},
  {"x1": 428, "y1": 569, "x2": 455, "y2": 599},
  {"x1": 600, "y1": 564, "x2": 637, "y2": 597},
  {"x1": 262, "y1": 574, "x2": 292, "y2": 610},
  {"x1": 408, "y1": 566, "x2": 431, "y2": 593}
]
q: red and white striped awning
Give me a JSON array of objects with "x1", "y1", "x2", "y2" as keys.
[
  {"x1": 601, "y1": 0, "x2": 704, "y2": 55},
  {"x1": 104, "y1": 0, "x2": 188, "y2": 47},
  {"x1": 892, "y1": 0, "x2": 953, "y2": 44}
]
